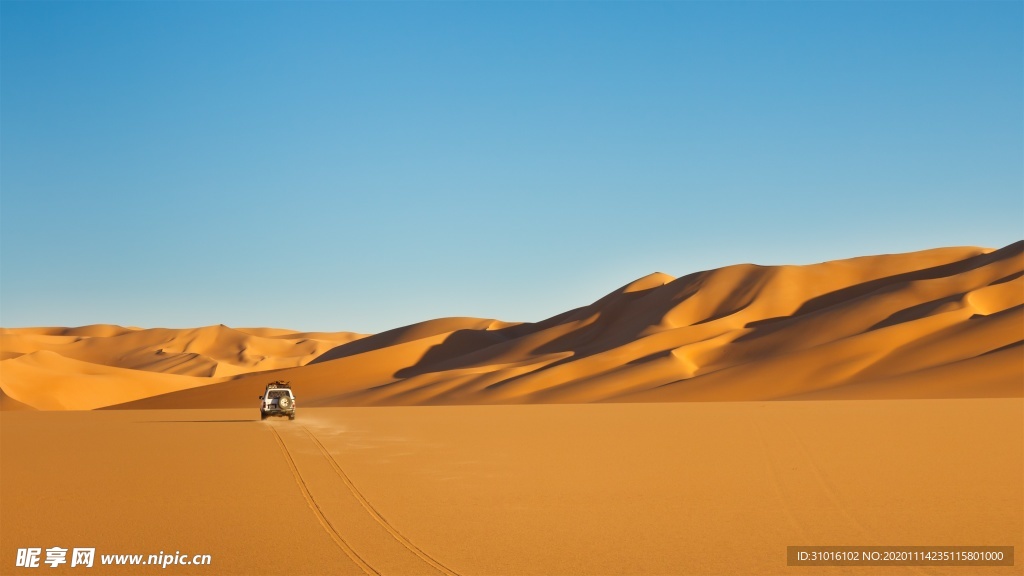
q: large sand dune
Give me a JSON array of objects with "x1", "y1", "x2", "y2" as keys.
[{"x1": 2, "y1": 243, "x2": 1020, "y2": 410}]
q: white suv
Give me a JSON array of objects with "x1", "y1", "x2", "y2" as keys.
[{"x1": 260, "y1": 381, "x2": 296, "y2": 420}]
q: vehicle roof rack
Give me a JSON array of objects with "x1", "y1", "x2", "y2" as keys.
[{"x1": 266, "y1": 380, "x2": 291, "y2": 389}]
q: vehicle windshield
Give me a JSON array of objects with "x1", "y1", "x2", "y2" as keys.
[{"x1": 267, "y1": 390, "x2": 290, "y2": 399}]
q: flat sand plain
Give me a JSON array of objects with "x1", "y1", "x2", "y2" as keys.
[{"x1": 3, "y1": 399, "x2": 1020, "y2": 575}]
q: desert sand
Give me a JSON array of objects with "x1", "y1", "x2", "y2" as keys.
[
  {"x1": 0, "y1": 326, "x2": 364, "y2": 409},
  {"x1": 1, "y1": 400, "x2": 1020, "y2": 575},
  {"x1": 1, "y1": 244, "x2": 1021, "y2": 575},
  {"x1": 2, "y1": 242, "x2": 1020, "y2": 410},
  {"x1": 4, "y1": 241, "x2": 1019, "y2": 407}
]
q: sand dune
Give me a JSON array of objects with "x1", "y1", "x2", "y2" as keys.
[
  {"x1": 2, "y1": 243, "x2": 1021, "y2": 410},
  {"x1": 0, "y1": 350, "x2": 215, "y2": 410},
  {"x1": 1, "y1": 326, "x2": 364, "y2": 409}
]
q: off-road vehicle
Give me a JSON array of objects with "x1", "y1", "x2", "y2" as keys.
[{"x1": 259, "y1": 381, "x2": 296, "y2": 420}]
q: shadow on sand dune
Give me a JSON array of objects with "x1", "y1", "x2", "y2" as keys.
[{"x1": 735, "y1": 241, "x2": 1024, "y2": 343}]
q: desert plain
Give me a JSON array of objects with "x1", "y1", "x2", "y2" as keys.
[{"x1": 2, "y1": 243, "x2": 1022, "y2": 575}]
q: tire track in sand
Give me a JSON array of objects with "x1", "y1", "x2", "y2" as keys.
[
  {"x1": 746, "y1": 416, "x2": 807, "y2": 540},
  {"x1": 774, "y1": 414, "x2": 930, "y2": 576},
  {"x1": 301, "y1": 425, "x2": 462, "y2": 576},
  {"x1": 777, "y1": 414, "x2": 878, "y2": 542},
  {"x1": 269, "y1": 426, "x2": 379, "y2": 576}
]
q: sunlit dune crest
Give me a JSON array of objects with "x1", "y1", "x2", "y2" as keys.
[
  {"x1": 0, "y1": 326, "x2": 365, "y2": 409},
  {"x1": 2, "y1": 242, "x2": 1021, "y2": 410}
]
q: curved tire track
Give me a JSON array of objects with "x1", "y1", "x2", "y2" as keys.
[
  {"x1": 302, "y1": 425, "x2": 462, "y2": 576},
  {"x1": 269, "y1": 426, "x2": 379, "y2": 575}
]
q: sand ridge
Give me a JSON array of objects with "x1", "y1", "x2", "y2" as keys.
[
  {"x1": 0, "y1": 326, "x2": 364, "y2": 409},
  {"x1": 2, "y1": 242, "x2": 1021, "y2": 410}
]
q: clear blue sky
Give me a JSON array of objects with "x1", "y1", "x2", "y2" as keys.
[{"x1": 2, "y1": 1, "x2": 1021, "y2": 333}]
